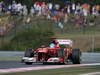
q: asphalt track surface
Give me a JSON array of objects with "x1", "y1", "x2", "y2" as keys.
[{"x1": 0, "y1": 52, "x2": 100, "y2": 69}]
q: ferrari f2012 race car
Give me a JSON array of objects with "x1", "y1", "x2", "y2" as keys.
[{"x1": 22, "y1": 39, "x2": 81, "y2": 65}]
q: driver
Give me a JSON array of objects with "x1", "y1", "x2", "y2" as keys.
[{"x1": 49, "y1": 40, "x2": 59, "y2": 48}]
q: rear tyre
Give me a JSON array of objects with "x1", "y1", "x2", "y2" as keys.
[
  {"x1": 71, "y1": 49, "x2": 81, "y2": 64},
  {"x1": 24, "y1": 48, "x2": 34, "y2": 57}
]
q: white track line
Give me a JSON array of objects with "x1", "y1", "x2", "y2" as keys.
[
  {"x1": 80, "y1": 72, "x2": 100, "y2": 75},
  {"x1": 0, "y1": 63, "x2": 100, "y2": 74}
]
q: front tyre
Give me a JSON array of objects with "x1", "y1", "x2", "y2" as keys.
[{"x1": 24, "y1": 48, "x2": 34, "y2": 57}]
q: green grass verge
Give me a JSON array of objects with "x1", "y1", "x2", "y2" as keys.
[
  {"x1": 55, "y1": 33, "x2": 100, "y2": 38},
  {"x1": 1, "y1": 66, "x2": 100, "y2": 75},
  {"x1": 0, "y1": 57, "x2": 21, "y2": 61},
  {"x1": 1, "y1": 15, "x2": 100, "y2": 51}
]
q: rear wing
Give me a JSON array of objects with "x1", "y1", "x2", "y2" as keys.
[{"x1": 56, "y1": 39, "x2": 73, "y2": 47}]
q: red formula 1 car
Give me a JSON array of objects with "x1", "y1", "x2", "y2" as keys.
[{"x1": 22, "y1": 39, "x2": 81, "y2": 65}]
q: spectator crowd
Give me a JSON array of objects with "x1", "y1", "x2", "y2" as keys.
[
  {"x1": 0, "y1": 1, "x2": 28, "y2": 16},
  {"x1": 0, "y1": 0, "x2": 100, "y2": 36}
]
